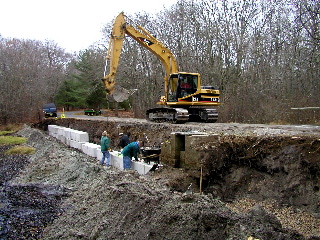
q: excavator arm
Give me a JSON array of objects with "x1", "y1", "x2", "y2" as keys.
[
  {"x1": 102, "y1": 13, "x2": 126, "y2": 94},
  {"x1": 102, "y1": 12, "x2": 178, "y2": 95}
]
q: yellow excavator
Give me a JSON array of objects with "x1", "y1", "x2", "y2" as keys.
[{"x1": 102, "y1": 12, "x2": 220, "y2": 123}]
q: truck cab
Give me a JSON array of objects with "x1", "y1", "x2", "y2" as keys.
[{"x1": 42, "y1": 103, "x2": 57, "y2": 118}]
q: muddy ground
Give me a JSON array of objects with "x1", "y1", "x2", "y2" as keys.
[{"x1": 1, "y1": 119, "x2": 320, "y2": 239}]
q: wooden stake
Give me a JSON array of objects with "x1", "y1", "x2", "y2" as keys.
[{"x1": 200, "y1": 165, "x2": 203, "y2": 194}]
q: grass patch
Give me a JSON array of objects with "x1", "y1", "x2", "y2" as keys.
[
  {"x1": 5, "y1": 145, "x2": 36, "y2": 155},
  {"x1": 0, "y1": 131, "x2": 15, "y2": 136},
  {"x1": 0, "y1": 136, "x2": 27, "y2": 145},
  {"x1": 0, "y1": 124, "x2": 23, "y2": 136}
]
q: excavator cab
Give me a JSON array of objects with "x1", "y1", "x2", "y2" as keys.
[{"x1": 167, "y1": 73, "x2": 198, "y2": 102}]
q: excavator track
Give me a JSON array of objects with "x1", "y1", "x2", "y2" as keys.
[
  {"x1": 146, "y1": 107, "x2": 218, "y2": 124},
  {"x1": 188, "y1": 108, "x2": 218, "y2": 123},
  {"x1": 146, "y1": 108, "x2": 189, "y2": 124},
  {"x1": 201, "y1": 108, "x2": 218, "y2": 123}
]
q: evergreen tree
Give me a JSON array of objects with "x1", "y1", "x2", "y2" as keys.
[
  {"x1": 55, "y1": 47, "x2": 107, "y2": 110},
  {"x1": 55, "y1": 79, "x2": 86, "y2": 110}
]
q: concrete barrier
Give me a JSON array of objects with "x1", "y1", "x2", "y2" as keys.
[
  {"x1": 57, "y1": 134, "x2": 66, "y2": 144},
  {"x1": 47, "y1": 125, "x2": 155, "y2": 174},
  {"x1": 69, "y1": 139, "x2": 85, "y2": 150},
  {"x1": 70, "y1": 130, "x2": 89, "y2": 142},
  {"x1": 63, "y1": 128, "x2": 73, "y2": 139},
  {"x1": 110, "y1": 151, "x2": 123, "y2": 170},
  {"x1": 96, "y1": 147, "x2": 102, "y2": 161},
  {"x1": 82, "y1": 142, "x2": 100, "y2": 158}
]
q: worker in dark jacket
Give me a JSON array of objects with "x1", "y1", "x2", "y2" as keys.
[
  {"x1": 122, "y1": 141, "x2": 141, "y2": 170},
  {"x1": 118, "y1": 133, "x2": 130, "y2": 149},
  {"x1": 100, "y1": 131, "x2": 111, "y2": 167}
]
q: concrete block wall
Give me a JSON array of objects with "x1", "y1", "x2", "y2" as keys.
[
  {"x1": 96, "y1": 148, "x2": 103, "y2": 161},
  {"x1": 161, "y1": 140, "x2": 178, "y2": 167},
  {"x1": 160, "y1": 132, "x2": 220, "y2": 169},
  {"x1": 47, "y1": 125, "x2": 153, "y2": 174},
  {"x1": 82, "y1": 142, "x2": 100, "y2": 158},
  {"x1": 183, "y1": 134, "x2": 219, "y2": 168},
  {"x1": 110, "y1": 151, "x2": 123, "y2": 170}
]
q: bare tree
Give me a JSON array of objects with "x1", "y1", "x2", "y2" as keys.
[{"x1": 0, "y1": 37, "x2": 71, "y2": 124}]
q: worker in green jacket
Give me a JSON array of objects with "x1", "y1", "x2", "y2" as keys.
[
  {"x1": 100, "y1": 131, "x2": 111, "y2": 167},
  {"x1": 122, "y1": 141, "x2": 141, "y2": 169}
]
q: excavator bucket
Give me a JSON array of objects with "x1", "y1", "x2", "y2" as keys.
[{"x1": 106, "y1": 85, "x2": 137, "y2": 102}]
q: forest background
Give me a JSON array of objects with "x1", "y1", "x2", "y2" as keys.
[{"x1": 0, "y1": 0, "x2": 319, "y2": 124}]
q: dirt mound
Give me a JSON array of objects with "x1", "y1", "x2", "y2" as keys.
[
  {"x1": 1, "y1": 125, "x2": 319, "y2": 239},
  {"x1": 199, "y1": 136, "x2": 320, "y2": 208}
]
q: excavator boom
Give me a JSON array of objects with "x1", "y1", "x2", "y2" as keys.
[
  {"x1": 102, "y1": 13, "x2": 125, "y2": 94},
  {"x1": 102, "y1": 12, "x2": 178, "y2": 95}
]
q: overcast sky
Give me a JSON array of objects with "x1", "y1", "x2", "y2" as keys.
[{"x1": 0, "y1": 0, "x2": 177, "y2": 52}]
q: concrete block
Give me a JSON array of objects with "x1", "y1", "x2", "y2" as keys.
[
  {"x1": 96, "y1": 149, "x2": 102, "y2": 161},
  {"x1": 160, "y1": 140, "x2": 178, "y2": 167},
  {"x1": 110, "y1": 152, "x2": 123, "y2": 170},
  {"x1": 48, "y1": 125, "x2": 58, "y2": 133},
  {"x1": 76, "y1": 142, "x2": 86, "y2": 150},
  {"x1": 80, "y1": 142, "x2": 86, "y2": 153},
  {"x1": 87, "y1": 143, "x2": 99, "y2": 158},
  {"x1": 57, "y1": 126, "x2": 66, "y2": 137},
  {"x1": 70, "y1": 140, "x2": 85, "y2": 150},
  {"x1": 143, "y1": 163, "x2": 154, "y2": 174},
  {"x1": 63, "y1": 128, "x2": 73, "y2": 139},
  {"x1": 49, "y1": 132, "x2": 57, "y2": 138},
  {"x1": 70, "y1": 130, "x2": 89, "y2": 142},
  {"x1": 77, "y1": 131, "x2": 89, "y2": 142},
  {"x1": 131, "y1": 161, "x2": 141, "y2": 173},
  {"x1": 132, "y1": 161, "x2": 144, "y2": 174},
  {"x1": 69, "y1": 139, "x2": 75, "y2": 148},
  {"x1": 57, "y1": 135, "x2": 66, "y2": 144},
  {"x1": 70, "y1": 130, "x2": 79, "y2": 141},
  {"x1": 131, "y1": 161, "x2": 154, "y2": 174},
  {"x1": 70, "y1": 130, "x2": 83, "y2": 141},
  {"x1": 81, "y1": 142, "x2": 91, "y2": 155},
  {"x1": 69, "y1": 139, "x2": 76, "y2": 148}
]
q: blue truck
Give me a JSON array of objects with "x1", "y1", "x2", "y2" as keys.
[{"x1": 42, "y1": 103, "x2": 57, "y2": 118}]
